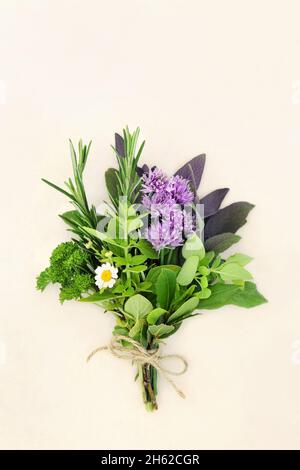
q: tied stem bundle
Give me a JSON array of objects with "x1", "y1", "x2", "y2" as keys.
[{"x1": 87, "y1": 335, "x2": 188, "y2": 400}]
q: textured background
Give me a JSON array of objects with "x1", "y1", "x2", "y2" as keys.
[{"x1": 1, "y1": 0, "x2": 300, "y2": 450}]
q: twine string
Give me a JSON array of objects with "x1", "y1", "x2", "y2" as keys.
[{"x1": 87, "y1": 334, "x2": 188, "y2": 399}]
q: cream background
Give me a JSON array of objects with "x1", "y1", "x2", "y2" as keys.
[{"x1": 1, "y1": 0, "x2": 300, "y2": 450}]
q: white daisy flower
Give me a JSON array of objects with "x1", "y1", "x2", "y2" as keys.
[{"x1": 95, "y1": 262, "x2": 118, "y2": 289}]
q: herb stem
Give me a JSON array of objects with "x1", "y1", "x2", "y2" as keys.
[{"x1": 159, "y1": 249, "x2": 165, "y2": 265}]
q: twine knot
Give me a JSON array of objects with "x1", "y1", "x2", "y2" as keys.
[{"x1": 87, "y1": 334, "x2": 188, "y2": 398}]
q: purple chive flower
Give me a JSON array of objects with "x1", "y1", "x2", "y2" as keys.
[
  {"x1": 142, "y1": 168, "x2": 168, "y2": 195},
  {"x1": 145, "y1": 208, "x2": 194, "y2": 251},
  {"x1": 142, "y1": 169, "x2": 193, "y2": 207},
  {"x1": 167, "y1": 175, "x2": 194, "y2": 204},
  {"x1": 141, "y1": 168, "x2": 194, "y2": 250}
]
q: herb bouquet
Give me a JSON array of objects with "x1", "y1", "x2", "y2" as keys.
[{"x1": 37, "y1": 127, "x2": 266, "y2": 411}]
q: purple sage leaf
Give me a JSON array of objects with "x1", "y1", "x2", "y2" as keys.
[
  {"x1": 200, "y1": 188, "x2": 229, "y2": 218},
  {"x1": 204, "y1": 202, "x2": 254, "y2": 240},
  {"x1": 115, "y1": 133, "x2": 125, "y2": 157},
  {"x1": 136, "y1": 164, "x2": 149, "y2": 177},
  {"x1": 174, "y1": 154, "x2": 206, "y2": 193},
  {"x1": 204, "y1": 232, "x2": 241, "y2": 254}
]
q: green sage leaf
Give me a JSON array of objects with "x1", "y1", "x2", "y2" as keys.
[
  {"x1": 230, "y1": 282, "x2": 267, "y2": 308},
  {"x1": 197, "y1": 283, "x2": 241, "y2": 309},
  {"x1": 147, "y1": 308, "x2": 167, "y2": 325},
  {"x1": 156, "y1": 269, "x2": 177, "y2": 309},
  {"x1": 124, "y1": 294, "x2": 153, "y2": 320},
  {"x1": 215, "y1": 262, "x2": 252, "y2": 282},
  {"x1": 226, "y1": 253, "x2": 253, "y2": 266},
  {"x1": 177, "y1": 256, "x2": 199, "y2": 286},
  {"x1": 129, "y1": 319, "x2": 144, "y2": 340},
  {"x1": 182, "y1": 233, "x2": 205, "y2": 260},
  {"x1": 168, "y1": 297, "x2": 199, "y2": 323},
  {"x1": 148, "y1": 324, "x2": 175, "y2": 338}
]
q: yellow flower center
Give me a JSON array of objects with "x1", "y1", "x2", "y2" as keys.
[{"x1": 101, "y1": 270, "x2": 112, "y2": 282}]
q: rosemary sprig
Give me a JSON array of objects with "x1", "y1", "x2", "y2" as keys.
[
  {"x1": 42, "y1": 140, "x2": 100, "y2": 245},
  {"x1": 110, "y1": 126, "x2": 145, "y2": 206}
]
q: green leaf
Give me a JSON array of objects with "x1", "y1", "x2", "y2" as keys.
[
  {"x1": 112, "y1": 256, "x2": 127, "y2": 267},
  {"x1": 199, "y1": 251, "x2": 215, "y2": 266},
  {"x1": 127, "y1": 217, "x2": 143, "y2": 233},
  {"x1": 146, "y1": 265, "x2": 180, "y2": 294},
  {"x1": 139, "y1": 321, "x2": 148, "y2": 349},
  {"x1": 113, "y1": 326, "x2": 129, "y2": 336},
  {"x1": 106, "y1": 217, "x2": 119, "y2": 238},
  {"x1": 124, "y1": 294, "x2": 153, "y2": 320},
  {"x1": 130, "y1": 255, "x2": 147, "y2": 265},
  {"x1": 137, "y1": 281, "x2": 153, "y2": 291},
  {"x1": 148, "y1": 324, "x2": 175, "y2": 338},
  {"x1": 125, "y1": 287, "x2": 135, "y2": 296},
  {"x1": 59, "y1": 210, "x2": 84, "y2": 226},
  {"x1": 80, "y1": 291, "x2": 127, "y2": 302},
  {"x1": 214, "y1": 262, "x2": 253, "y2": 281},
  {"x1": 124, "y1": 265, "x2": 147, "y2": 273},
  {"x1": 147, "y1": 308, "x2": 167, "y2": 325},
  {"x1": 83, "y1": 227, "x2": 108, "y2": 241},
  {"x1": 160, "y1": 265, "x2": 181, "y2": 272},
  {"x1": 197, "y1": 283, "x2": 241, "y2": 309},
  {"x1": 211, "y1": 255, "x2": 221, "y2": 269},
  {"x1": 136, "y1": 239, "x2": 158, "y2": 259},
  {"x1": 197, "y1": 287, "x2": 211, "y2": 299},
  {"x1": 226, "y1": 253, "x2": 253, "y2": 266},
  {"x1": 156, "y1": 269, "x2": 177, "y2": 309},
  {"x1": 107, "y1": 242, "x2": 125, "y2": 256},
  {"x1": 174, "y1": 312, "x2": 199, "y2": 323},
  {"x1": 230, "y1": 282, "x2": 267, "y2": 308},
  {"x1": 129, "y1": 319, "x2": 144, "y2": 340},
  {"x1": 168, "y1": 297, "x2": 199, "y2": 323},
  {"x1": 112, "y1": 283, "x2": 125, "y2": 294},
  {"x1": 182, "y1": 233, "x2": 205, "y2": 260},
  {"x1": 198, "y1": 266, "x2": 210, "y2": 276},
  {"x1": 197, "y1": 282, "x2": 267, "y2": 309},
  {"x1": 145, "y1": 267, "x2": 161, "y2": 290},
  {"x1": 205, "y1": 233, "x2": 241, "y2": 254},
  {"x1": 42, "y1": 178, "x2": 75, "y2": 200},
  {"x1": 36, "y1": 268, "x2": 51, "y2": 291},
  {"x1": 105, "y1": 168, "x2": 119, "y2": 206},
  {"x1": 171, "y1": 285, "x2": 196, "y2": 309},
  {"x1": 177, "y1": 256, "x2": 199, "y2": 286}
]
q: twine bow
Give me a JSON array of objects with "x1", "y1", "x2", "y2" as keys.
[{"x1": 87, "y1": 334, "x2": 188, "y2": 398}]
